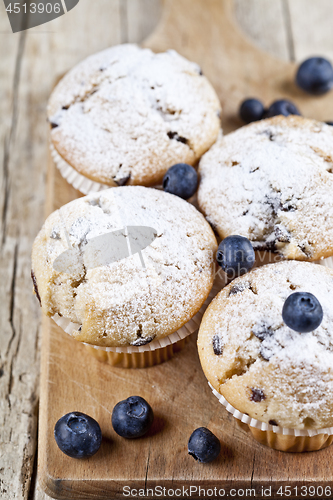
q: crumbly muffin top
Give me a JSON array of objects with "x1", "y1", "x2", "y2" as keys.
[
  {"x1": 198, "y1": 116, "x2": 333, "y2": 261},
  {"x1": 32, "y1": 187, "x2": 217, "y2": 347},
  {"x1": 48, "y1": 44, "x2": 221, "y2": 187},
  {"x1": 198, "y1": 261, "x2": 333, "y2": 429}
]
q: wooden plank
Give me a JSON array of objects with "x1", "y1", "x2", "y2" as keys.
[
  {"x1": 287, "y1": 0, "x2": 333, "y2": 63},
  {"x1": 126, "y1": 0, "x2": 162, "y2": 43},
  {"x1": 234, "y1": 0, "x2": 290, "y2": 61},
  {"x1": 36, "y1": 0, "x2": 123, "y2": 77},
  {"x1": 37, "y1": 1, "x2": 333, "y2": 498},
  {"x1": 0, "y1": 1, "x2": 39, "y2": 496},
  {"x1": 0, "y1": 1, "x2": 122, "y2": 499},
  {"x1": 0, "y1": 0, "x2": 332, "y2": 498}
]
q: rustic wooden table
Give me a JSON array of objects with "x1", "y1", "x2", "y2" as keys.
[{"x1": 2, "y1": 1, "x2": 333, "y2": 499}]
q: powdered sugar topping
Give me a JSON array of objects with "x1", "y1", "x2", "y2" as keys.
[
  {"x1": 32, "y1": 187, "x2": 217, "y2": 346},
  {"x1": 198, "y1": 260, "x2": 333, "y2": 429},
  {"x1": 48, "y1": 44, "x2": 221, "y2": 186},
  {"x1": 198, "y1": 116, "x2": 333, "y2": 261}
]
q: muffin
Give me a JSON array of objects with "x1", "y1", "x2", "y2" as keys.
[
  {"x1": 32, "y1": 186, "x2": 217, "y2": 367},
  {"x1": 48, "y1": 44, "x2": 221, "y2": 194},
  {"x1": 198, "y1": 116, "x2": 333, "y2": 261},
  {"x1": 198, "y1": 260, "x2": 333, "y2": 451}
]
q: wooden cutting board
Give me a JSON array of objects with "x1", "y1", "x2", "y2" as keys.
[{"x1": 38, "y1": 1, "x2": 333, "y2": 498}]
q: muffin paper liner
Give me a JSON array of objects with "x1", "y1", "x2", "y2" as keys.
[
  {"x1": 209, "y1": 383, "x2": 333, "y2": 438},
  {"x1": 50, "y1": 143, "x2": 109, "y2": 195},
  {"x1": 83, "y1": 341, "x2": 187, "y2": 368},
  {"x1": 53, "y1": 310, "x2": 196, "y2": 353},
  {"x1": 52, "y1": 278, "x2": 222, "y2": 354}
]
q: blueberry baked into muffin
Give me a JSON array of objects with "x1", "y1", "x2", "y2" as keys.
[
  {"x1": 198, "y1": 116, "x2": 333, "y2": 261},
  {"x1": 32, "y1": 187, "x2": 217, "y2": 349},
  {"x1": 198, "y1": 261, "x2": 333, "y2": 433},
  {"x1": 48, "y1": 44, "x2": 221, "y2": 189}
]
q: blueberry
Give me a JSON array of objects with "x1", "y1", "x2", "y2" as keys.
[
  {"x1": 112, "y1": 396, "x2": 154, "y2": 438},
  {"x1": 239, "y1": 98, "x2": 265, "y2": 123},
  {"x1": 163, "y1": 163, "x2": 198, "y2": 199},
  {"x1": 267, "y1": 99, "x2": 300, "y2": 118},
  {"x1": 326, "y1": 121, "x2": 333, "y2": 126},
  {"x1": 296, "y1": 57, "x2": 333, "y2": 95},
  {"x1": 250, "y1": 388, "x2": 265, "y2": 402},
  {"x1": 54, "y1": 412, "x2": 102, "y2": 459},
  {"x1": 282, "y1": 292, "x2": 323, "y2": 333},
  {"x1": 212, "y1": 334, "x2": 223, "y2": 355},
  {"x1": 188, "y1": 427, "x2": 220, "y2": 463},
  {"x1": 216, "y1": 235, "x2": 255, "y2": 278}
]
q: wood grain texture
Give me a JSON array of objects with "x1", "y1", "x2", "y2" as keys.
[
  {"x1": 0, "y1": 6, "x2": 41, "y2": 498},
  {"x1": 234, "y1": 0, "x2": 290, "y2": 61},
  {"x1": 0, "y1": 1, "x2": 122, "y2": 499},
  {"x1": 37, "y1": 1, "x2": 333, "y2": 499},
  {"x1": 33, "y1": 2, "x2": 160, "y2": 498},
  {"x1": 126, "y1": 0, "x2": 162, "y2": 43},
  {"x1": 287, "y1": 0, "x2": 333, "y2": 62},
  {"x1": 1, "y1": 0, "x2": 333, "y2": 499}
]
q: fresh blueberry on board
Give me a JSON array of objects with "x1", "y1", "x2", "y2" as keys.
[
  {"x1": 282, "y1": 292, "x2": 323, "y2": 333},
  {"x1": 239, "y1": 98, "x2": 265, "y2": 123},
  {"x1": 54, "y1": 412, "x2": 102, "y2": 459},
  {"x1": 296, "y1": 57, "x2": 333, "y2": 95},
  {"x1": 216, "y1": 235, "x2": 255, "y2": 278},
  {"x1": 267, "y1": 99, "x2": 300, "y2": 118},
  {"x1": 163, "y1": 163, "x2": 198, "y2": 199},
  {"x1": 112, "y1": 396, "x2": 154, "y2": 438},
  {"x1": 188, "y1": 427, "x2": 221, "y2": 463}
]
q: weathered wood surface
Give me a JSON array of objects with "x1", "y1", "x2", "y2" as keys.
[{"x1": 1, "y1": 0, "x2": 333, "y2": 499}]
